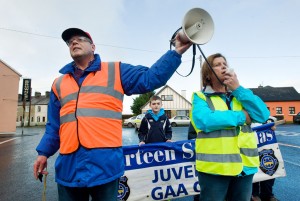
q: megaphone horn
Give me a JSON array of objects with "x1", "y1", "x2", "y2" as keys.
[{"x1": 179, "y1": 8, "x2": 214, "y2": 45}]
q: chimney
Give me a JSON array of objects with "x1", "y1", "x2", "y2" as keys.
[
  {"x1": 35, "y1": 92, "x2": 41, "y2": 98},
  {"x1": 181, "y1": 90, "x2": 186, "y2": 99},
  {"x1": 45, "y1": 91, "x2": 50, "y2": 98},
  {"x1": 18, "y1": 94, "x2": 22, "y2": 101}
]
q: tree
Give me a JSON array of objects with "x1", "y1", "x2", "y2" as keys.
[{"x1": 130, "y1": 91, "x2": 155, "y2": 115}]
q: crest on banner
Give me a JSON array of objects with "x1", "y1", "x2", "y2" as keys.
[
  {"x1": 118, "y1": 176, "x2": 131, "y2": 201},
  {"x1": 259, "y1": 149, "x2": 279, "y2": 176}
]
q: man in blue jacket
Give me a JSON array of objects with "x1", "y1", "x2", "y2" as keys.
[{"x1": 33, "y1": 28, "x2": 191, "y2": 201}]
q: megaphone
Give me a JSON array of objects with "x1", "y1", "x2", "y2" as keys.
[
  {"x1": 170, "y1": 8, "x2": 214, "y2": 78},
  {"x1": 178, "y1": 8, "x2": 214, "y2": 45}
]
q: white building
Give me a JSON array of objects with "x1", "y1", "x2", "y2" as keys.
[
  {"x1": 141, "y1": 85, "x2": 192, "y2": 118},
  {"x1": 15, "y1": 85, "x2": 192, "y2": 126},
  {"x1": 17, "y1": 92, "x2": 50, "y2": 126}
]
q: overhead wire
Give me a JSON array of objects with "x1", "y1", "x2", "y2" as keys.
[
  {"x1": 1, "y1": 27, "x2": 300, "y2": 58},
  {"x1": 0, "y1": 27, "x2": 162, "y2": 54}
]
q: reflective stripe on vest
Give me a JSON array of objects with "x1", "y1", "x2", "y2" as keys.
[
  {"x1": 192, "y1": 92, "x2": 259, "y2": 176},
  {"x1": 52, "y1": 62, "x2": 124, "y2": 154}
]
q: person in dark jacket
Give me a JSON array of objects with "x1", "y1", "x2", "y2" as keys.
[
  {"x1": 188, "y1": 122, "x2": 197, "y2": 140},
  {"x1": 138, "y1": 95, "x2": 172, "y2": 145}
]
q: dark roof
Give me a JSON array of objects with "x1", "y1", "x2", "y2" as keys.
[
  {"x1": 18, "y1": 94, "x2": 50, "y2": 106},
  {"x1": 249, "y1": 86, "x2": 300, "y2": 102}
]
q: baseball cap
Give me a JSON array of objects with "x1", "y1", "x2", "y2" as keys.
[{"x1": 61, "y1": 28, "x2": 93, "y2": 43}]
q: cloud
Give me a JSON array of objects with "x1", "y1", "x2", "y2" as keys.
[{"x1": 1, "y1": 0, "x2": 300, "y2": 114}]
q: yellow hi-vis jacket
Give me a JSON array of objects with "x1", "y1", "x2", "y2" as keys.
[
  {"x1": 52, "y1": 62, "x2": 124, "y2": 154},
  {"x1": 191, "y1": 92, "x2": 259, "y2": 176}
]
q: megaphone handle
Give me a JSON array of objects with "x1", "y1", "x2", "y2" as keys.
[
  {"x1": 175, "y1": 44, "x2": 196, "y2": 77},
  {"x1": 169, "y1": 27, "x2": 182, "y2": 50}
]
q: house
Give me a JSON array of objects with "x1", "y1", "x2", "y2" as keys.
[
  {"x1": 17, "y1": 91, "x2": 50, "y2": 126},
  {"x1": 140, "y1": 85, "x2": 192, "y2": 118},
  {"x1": 0, "y1": 59, "x2": 22, "y2": 133},
  {"x1": 14, "y1": 85, "x2": 300, "y2": 126},
  {"x1": 250, "y1": 86, "x2": 300, "y2": 122}
]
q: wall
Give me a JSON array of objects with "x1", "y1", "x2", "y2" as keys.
[
  {"x1": 266, "y1": 101, "x2": 300, "y2": 122},
  {"x1": 0, "y1": 62, "x2": 20, "y2": 133}
]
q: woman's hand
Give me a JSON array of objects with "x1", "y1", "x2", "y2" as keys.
[{"x1": 223, "y1": 69, "x2": 240, "y2": 91}]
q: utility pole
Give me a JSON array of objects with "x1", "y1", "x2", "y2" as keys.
[
  {"x1": 21, "y1": 78, "x2": 31, "y2": 135},
  {"x1": 27, "y1": 87, "x2": 32, "y2": 127},
  {"x1": 22, "y1": 97, "x2": 25, "y2": 135}
]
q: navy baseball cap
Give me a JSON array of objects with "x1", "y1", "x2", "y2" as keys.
[{"x1": 62, "y1": 28, "x2": 93, "y2": 43}]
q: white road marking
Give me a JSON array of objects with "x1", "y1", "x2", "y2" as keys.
[
  {"x1": 279, "y1": 143, "x2": 300, "y2": 149},
  {"x1": 284, "y1": 160, "x2": 300, "y2": 167},
  {"x1": 0, "y1": 138, "x2": 17, "y2": 145},
  {"x1": 276, "y1": 131, "x2": 300, "y2": 136}
]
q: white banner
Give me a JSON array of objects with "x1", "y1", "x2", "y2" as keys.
[
  {"x1": 253, "y1": 123, "x2": 286, "y2": 182},
  {"x1": 118, "y1": 123, "x2": 286, "y2": 201}
]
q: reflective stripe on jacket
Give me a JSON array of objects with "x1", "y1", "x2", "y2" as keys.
[
  {"x1": 52, "y1": 62, "x2": 124, "y2": 154},
  {"x1": 191, "y1": 91, "x2": 259, "y2": 176}
]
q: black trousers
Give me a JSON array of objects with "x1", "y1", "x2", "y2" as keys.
[{"x1": 252, "y1": 179, "x2": 275, "y2": 198}]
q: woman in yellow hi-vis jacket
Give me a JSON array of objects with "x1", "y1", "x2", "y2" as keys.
[{"x1": 190, "y1": 53, "x2": 270, "y2": 201}]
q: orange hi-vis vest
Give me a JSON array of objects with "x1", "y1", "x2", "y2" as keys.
[{"x1": 52, "y1": 62, "x2": 124, "y2": 154}]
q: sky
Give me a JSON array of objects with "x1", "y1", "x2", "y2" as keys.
[{"x1": 1, "y1": 0, "x2": 300, "y2": 114}]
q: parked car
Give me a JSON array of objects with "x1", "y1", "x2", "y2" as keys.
[
  {"x1": 169, "y1": 115, "x2": 190, "y2": 127},
  {"x1": 123, "y1": 116, "x2": 137, "y2": 128},
  {"x1": 293, "y1": 112, "x2": 300, "y2": 124},
  {"x1": 134, "y1": 114, "x2": 145, "y2": 130},
  {"x1": 267, "y1": 116, "x2": 277, "y2": 123},
  {"x1": 252, "y1": 116, "x2": 278, "y2": 128}
]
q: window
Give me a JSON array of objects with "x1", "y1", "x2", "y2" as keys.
[
  {"x1": 276, "y1": 107, "x2": 282, "y2": 114},
  {"x1": 136, "y1": 114, "x2": 145, "y2": 120},
  {"x1": 165, "y1": 110, "x2": 171, "y2": 119},
  {"x1": 43, "y1": 117, "x2": 46, "y2": 122},
  {"x1": 19, "y1": 116, "x2": 22, "y2": 121},
  {"x1": 37, "y1": 106, "x2": 41, "y2": 112},
  {"x1": 182, "y1": 116, "x2": 189, "y2": 120},
  {"x1": 37, "y1": 116, "x2": 40, "y2": 122},
  {"x1": 177, "y1": 110, "x2": 189, "y2": 116},
  {"x1": 31, "y1": 117, "x2": 34, "y2": 122},
  {"x1": 289, "y1": 107, "x2": 295, "y2": 114},
  {"x1": 177, "y1": 110, "x2": 185, "y2": 116},
  {"x1": 161, "y1": 95, "x2": 173, "y2": 101}
]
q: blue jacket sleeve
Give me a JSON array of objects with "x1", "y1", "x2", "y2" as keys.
[
  {"x1": 191, "y1": 86, "x2": 270, "y2": 133},
  {"x1": 120, "y1": 50, "x2": 182, "y2": 95},
  {"x1": 36, "y1": 90, "x2": 60, "y2": 157}
]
